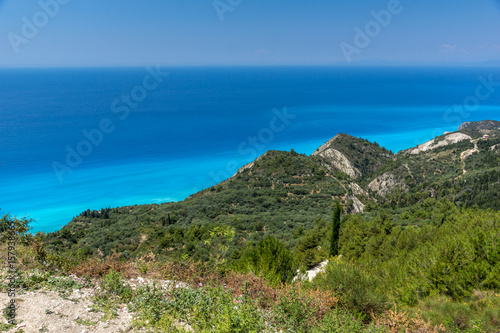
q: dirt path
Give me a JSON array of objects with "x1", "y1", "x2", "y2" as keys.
[
  {"x1": 0, "y1": 288, "x2": 134, "y2": 333},
  {"x1": 460, "y1": 139, "x2": 479, "y2": 176},
  {"x1": 1, "y1": 277, "x2": 193, "y2": 333}
]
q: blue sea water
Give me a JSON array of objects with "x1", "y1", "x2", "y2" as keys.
[{"x1": 1, "y1": 66, "x2": 499, "y2": 233}]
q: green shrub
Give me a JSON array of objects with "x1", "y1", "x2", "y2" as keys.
[
  {"x1": 129, "y1": 283, "x2": 169, "y2": 325},
  {"x1": 91, "y1": 270, "x2": 133, "y2": 319},
  {"x1": 273, "y1": 289, "x2": 320, "y2": 333},
  {"x1": 238, "y1": 236, "x2": 297, "y2": 285},
  {"x1": 416, "y1": 293, "x2": 500, "y2": 333},
  {"x1": 100, "y1": 269, "x2": 133, "y2": 300},
  {"x1": 312, "y1": 259, "x2": 389, "y2": 319},
  {"x1": 313, "y1": 308, "x2": 382, "y2": 333}
]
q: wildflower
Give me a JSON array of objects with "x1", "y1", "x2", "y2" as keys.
[{"x1": 199, "y1": 283, "x2": 203, "y2": 287}]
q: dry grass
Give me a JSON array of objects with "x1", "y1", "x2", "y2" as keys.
[
  {"x1": 225, "y1": 271, "x2": 338, "y2": 324},
  {"x1": 225, "y1": 271, "x2": 280, "y2": 308},
  {"x1": 70, "y1": 253, "x2": 139, "y2": 278},
  {"x1": 70, "y1": 253, "x2": 225, "y2": 287},
  {"x1": 373, "y1": 304, "x2": 446, "y2": 333}
]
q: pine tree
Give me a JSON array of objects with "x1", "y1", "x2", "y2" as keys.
[{"x1": 329, "y1": 202, "x2": 342, "y2": 257}]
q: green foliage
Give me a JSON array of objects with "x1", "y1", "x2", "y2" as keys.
[
  {"x1": 274, "y1": 290, "x2": 320, "y2": 333},
  {"x1": 203, "y1": 225, "x2": 235, "y2": 266},
  {"x1": 296, "y1": 234, "x2": 323, "y2": 268},
  {"x1": 128, "y1": 283, "x2": 170, "y2": 326},
  {"x1": 2, "y1": 304, "x2": 15, "y2": 323},
  {"x1": 0, "y1": 212, "x2": 32, "y2": 244},
  {"x1": 237, "y1": 236, "x2": 297, "y2": 285},
  {"x1": 312, "y1": 258, "x2": 389, "y2": 319},
  {"x1": 295, "y1": 217, "x2": 329, "y2": 269},
  {"x1": 91, "y1": 270, "x2": 132, "y2": 319},
  {"x1": 104, "y1": 281, "x2": 268, "y2": 332},
  {"x1": 0, "y1": 268, "x2": 89, "y2": 295},
  {"x1": 0, "y1": 323, "x2": 15, "y2": 332},
  {"x1": 100, "y1": 269, "x2": 133, "y2": 300},
  {"x1": 174, "y1": 287, "x2": 267, "y2": 332},
  {"x1": 415, "y1": 292, "x2": 500, "y2": 332},
  {"x1": 338, "y1": 202, "x2": 500, "y2": 306},
  {"x1": 44, "y1": 150, "x2": 348, "y2": 259},
  {"x1": 321, "y1": 134, "x2": 394, "y2": 177},
  {"x1": 312, "y1": 308, "x2": 387, "y2": 333},
  {"x1": 329, "y1": 202, "x2": 342, "y2": 257}
]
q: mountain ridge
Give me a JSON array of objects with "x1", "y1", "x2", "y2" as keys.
[{"x1": 46, "y1": 119, "x2": 500, "y2": 261}]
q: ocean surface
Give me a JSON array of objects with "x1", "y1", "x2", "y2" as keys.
[{"x1": 1, "y1": 66, "x2": 499, "y2": 233}]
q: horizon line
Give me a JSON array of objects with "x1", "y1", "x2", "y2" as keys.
[{"x1": 1, "y1": 63, "x2": 499, "y2": 70}]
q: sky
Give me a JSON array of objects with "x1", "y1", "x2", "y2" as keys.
[{"x1": 0, "y1": 0, "x2": 499, "y2": 67}]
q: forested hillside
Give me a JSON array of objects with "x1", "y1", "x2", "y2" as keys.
[
  {"x1": 9, "y1": 119, "x2": 499, "y2": 332},
  {"x1": 44, "y1": 120, "x2": 500, "y2": 261}
]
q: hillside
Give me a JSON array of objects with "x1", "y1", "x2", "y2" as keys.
[
  {"x1": 312, "y1": 133, "x2": 394, "y2": 178},
  {"x1": 458, "y1": 119, "x2": 500, "y2": 137},
  {"x1": 44, "y1": 122, "x2": 500, "y2": 259},
  {"x1": 3, "y1": 119, "x2": 500, "y2": 332},
  {"x1": 44, "y1": 120, "x2": 500, "y2": 260}
]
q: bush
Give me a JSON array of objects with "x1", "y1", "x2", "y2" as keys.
[
  {"x1": 313, "y1": 308, "x2": 367, "y2": 333},
  {"x1": 238, "y1": 236, "x2": 297, "y2": 285},
  {"x1": 100, "y1": 269, "x2": 133, "y2": 300},
  {"x1": 415, "y1": 292, "x2": 500, "y2": 333},
  {"x1": 274, "y1": 289, "x2": 320, "y2": 332},
  {"x1": 312, "y1": 259, "x2": 389, "y2": 320}
]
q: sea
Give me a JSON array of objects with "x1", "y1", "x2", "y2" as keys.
[{"x1": 1, "y1": 66, "x2": 499, "y2": 233}]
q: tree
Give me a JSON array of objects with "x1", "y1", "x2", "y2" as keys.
[
  {"x1": 204, "y1": 225, "x2": 235, "y2": 265},
  {"x1": 296, "y1": 234, "x2": 322, "y2": 268},
  {"x1": 329, "y1": 202, "x2": 342, "y2": 257},
  {"x1": 0, "y1": 212, "x2": 33, "y2": 244},
  {"x1": 241, "y1": 236, "x2": 297, "y2": 285}
]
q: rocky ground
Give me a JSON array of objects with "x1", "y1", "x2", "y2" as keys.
[
  {"x1": 1, "y1": 288, "x2": 133, "y2": 333},
  {"x1": 1, "y1": 277, "x2": 193, "y2": 333}
]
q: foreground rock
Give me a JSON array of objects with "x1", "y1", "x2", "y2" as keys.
[
  {"x1": 1, "y1": 277, "x2": 193, "y2": 333},
  {"x1": 293, "y1": 260, "x2": 329, "y2": 282},
  {"x1": 0, "y1": 289, "x2": 133, "y2": 333}
]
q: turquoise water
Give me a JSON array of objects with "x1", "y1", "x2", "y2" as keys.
[{"x1": 1, "y1": 67, "x2": 499, "y2": 232}]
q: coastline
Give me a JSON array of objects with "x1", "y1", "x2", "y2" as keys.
[{"x1": 6, "y1": 118, "x2": 493, "y2": 234}]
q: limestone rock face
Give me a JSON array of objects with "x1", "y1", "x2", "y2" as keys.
[
  {"x1": 313, "y1": 148, "x2": 361, "y2": 178},
  {"x1": 312, "y1": 133, "x2": 394, "y2": 178},
  {"x1": 348, "y1": 195, "x2": 365, "y2": 213},
  {"x1": 406, "y1": 133, "x2": 472, "y2": 155},
  {"x1": 368, "y1": 172, "x2": 408, "y2": 197},
  {"x1": 349, "y1": 182, "x2": 369, "y2": 198},
  {"x1": 232, "y1": 161, "x2": 254, "y2": 178}
]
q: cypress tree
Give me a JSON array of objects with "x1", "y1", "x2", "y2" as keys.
[{"x1": 329, "y1": 202, "x2": 342, "y2": 257}]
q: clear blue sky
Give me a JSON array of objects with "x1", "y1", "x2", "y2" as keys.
[{"x1": 1, "y1": 0, "x2": 500, "y2": 67}]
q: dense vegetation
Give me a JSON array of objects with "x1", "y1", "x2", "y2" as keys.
[
  {"x1": 315, "y1": 133, "x2": 394, "y2": 177},
  {"x1": 3, "y1": 120, "x2": 500, "y2": 331}
]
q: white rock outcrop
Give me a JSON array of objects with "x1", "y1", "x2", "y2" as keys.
[
  {"x1": 293, "y1": 260, "x2": 329, "y2": 282},
  {"x1": 312, "y1": 148, "x2": 361, "y2": 178},
  {"x1": 349, "y1": 182, "x2": 369, "y2": 197},
  {"x1": 348, "y1": 195, "x2": 365, "y2": 213},
  {"x1": 312, "y1": 134, "x2": 362, "y2": 178},
  {"x1": 406, "y1": 133, "x2": 472, "y2": 155},
  {"x1": 368, "y1": 172, "x2": 408, "y2": 197}
]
